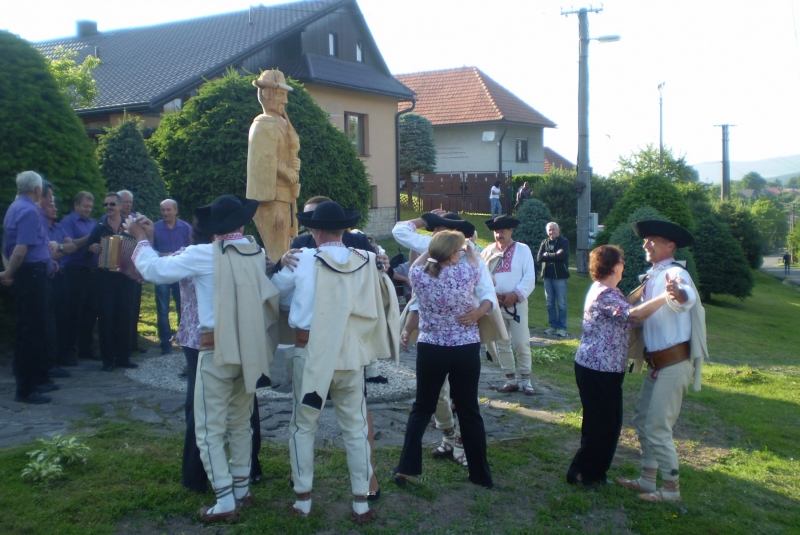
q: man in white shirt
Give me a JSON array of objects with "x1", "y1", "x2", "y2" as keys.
[
  {"x1": 616, "y1": 220, "x2": 706, "y2": 503},
  {"x1": 272, "y1": 201, "x2": 397, "y2": 525},
  {"x1": 480, "y1": 216, "x2": 536, "y2": 394},
  {"x1": 128, "y1": 195, "x2": 279, "y2": 524}
]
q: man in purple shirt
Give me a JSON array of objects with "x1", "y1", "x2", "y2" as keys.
[
  {"x1": 1, "y1": 171, "x2": 55, "y2": 404},
  {"x1": 152, "y1": 199, "x2": 192, "y2": 354}
]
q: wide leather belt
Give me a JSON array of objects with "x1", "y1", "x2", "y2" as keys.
[
  {"x1": 296, "y1": 328, "x2": 310, "y2": 348},
  {"x1": 644, "y1": 341, "x2": 689, "y2": 370},
  {"x1": 200, "y1": 331, "x2": 214, "y2": 351}
]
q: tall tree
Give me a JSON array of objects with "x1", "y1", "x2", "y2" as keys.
[
  {"x1": 750, "y1": 198, "x2": 789, "y2": 252},
  {"x1": 0, "y1": 31, "x2": 103, "y2": 216},
  {"x1": 512, "y1": 198, "x2": 555, "y2": 258},
  {"x1": 398, "y1": 113, "x2": 436, "y2": 176},
  {"x1": 740, "y1": 171, "x2": 767, "y2": 197},
  {"x1": 714, "y1": 200, "x2": 763, "y2": 268},
  {"x1": 534, "y1": 168, "x2": 579, "y2": 247},
  {"x1": 43, "y1": 46, "x2": 100, "y2": 108},
  {"x1": 609, "y1": 143, "x2": 699, "y2": 184},
  {"x1": 96, "y1": 116, "x2": 167, "y2": 219},
  {"x1": 591, "y1": 175, "x2": 628, "y2": 223},
  {"x1": 692, "y1": 215, "x2": 753, "y2": 301}
]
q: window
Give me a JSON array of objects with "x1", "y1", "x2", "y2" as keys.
[
  {"x1": 516, "y1": 139, "x2": 528, "y2": 163},
  {"x1": 328, "y1": 32, "x2": 338, "y2": 56},
  {"x1": 344, "y1": 112, "x2": 368, "y2": 156},
  {"x1": 356, "y1": 40, "x2": 363, "y2": 62}
]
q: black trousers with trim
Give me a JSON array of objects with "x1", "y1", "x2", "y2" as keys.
[{"x1": 13, "y1": 263, "x2": 49, "y2": 397}]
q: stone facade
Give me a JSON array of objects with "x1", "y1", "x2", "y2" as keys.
[{"x1": 363, "y1": 206, "x2": 397, "y2": 239}]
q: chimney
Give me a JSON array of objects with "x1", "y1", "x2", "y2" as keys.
[{"x1": 76, "y1": 20, "x2": 98, "y2": 38}]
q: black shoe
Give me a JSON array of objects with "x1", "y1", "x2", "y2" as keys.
[
  {"x1": 14, "y1": 392, "x2": 51, "y2": 404},
  {"x1": 138, "y1": 347, "x2": 148, "y2": 354},
  {"x1": 365, "y1": 375, "x2": 389, "y2": 384},
  {"x1": 117, "y1": 361, "x2": 139, "y2": 369},
  {"x1": 36, "y1": 382, "x2": 60, "y2": 393},
  {"x1": 48, "y1": 366, "x2": 72, "y2": 378},
  {"x1": 367, "y1": 489, "x2": 381, "y2": 502},
  {"x1": 80, "y1": 352, "x2": 101, "y2": 361},
  {"x1": 250, "y1": 474, "x2": 262, "y2": 485},
  {"x1": 101, "y1": 365, "x2": 114, "y2": 372},
  {"x1": 59, "y1": 358, "x2": 79, "y2": 367}
]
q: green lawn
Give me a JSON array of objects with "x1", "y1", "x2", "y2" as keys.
[{"x1": 1, "y1": 211, "x2": 799, "y2": 534}]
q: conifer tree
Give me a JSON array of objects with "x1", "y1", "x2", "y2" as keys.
[{"x1": 692, "y1": 215, "x2": 753, "y2": 301}]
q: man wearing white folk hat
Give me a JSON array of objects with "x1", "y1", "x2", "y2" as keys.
[
  {"x1": 271, "y1": 201, "x2": 398, "y2": 525},
  {"x1": 616, "y1": 220, "x2": 707, "y2": 503},
  {"x1": 128, "y1": 195, "x2": 280, "y2": 523}
]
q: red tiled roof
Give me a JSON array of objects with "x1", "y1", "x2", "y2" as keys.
[
  {"x1": 544, "y1": 147, "x2": 574, "y2": 173},
  {"x1": 395, "y1": 67, "x2": 556, "y2": 128}
]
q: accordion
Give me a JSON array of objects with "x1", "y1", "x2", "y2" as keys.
[{"x1": 99, "y1": 235, "x2": 144, "y2": 283}]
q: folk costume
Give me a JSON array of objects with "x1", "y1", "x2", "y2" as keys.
[
  {"x1": 618, "y1": 220, "x2": 707, "y2": 503},
  {"x1": 271, "y1": 202, "x2": 398, "y2": 524},
  {"x1": 480, "y1": 217, "x2": 536, "y2": 393},
  {"x1": 133, "y1": 195, "x2": 280, "y2": 523}
]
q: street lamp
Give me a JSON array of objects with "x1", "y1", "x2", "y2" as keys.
[{"x1": 563, "y1": 6, "x2": 620, "y2": 275}]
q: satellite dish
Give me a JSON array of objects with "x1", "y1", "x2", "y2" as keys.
[{"x1": 482, "y1": 131, "x2": 496, "y2": 142}]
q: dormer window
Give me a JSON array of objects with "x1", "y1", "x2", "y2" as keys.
[
  {"x1": 328, "y1": 32, "x2": 338, "y2": 57},
  {"x1": 356, "y1": 40, "x2": 363, "y2": 62}
]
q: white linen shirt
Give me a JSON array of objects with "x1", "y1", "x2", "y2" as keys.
[
  {"x1": 482, "y1": 241, "x2": 535, "y2": 301},
  {"x1": 391, "y1": 221, "x2": 495, "y2": 311},
  {"x1": 641, "y1": 259, "x2": 696, "y2": 353},
  {"x1": 132, "y1": 237, "x2": 250, "y2": 330},
  {"x1": 271, "y1": 244, "x2": 353, "y2": 330}
]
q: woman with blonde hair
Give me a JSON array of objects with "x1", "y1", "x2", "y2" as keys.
[{"x1": 394, "y1": 230, "x2": 494, "y2": 488}]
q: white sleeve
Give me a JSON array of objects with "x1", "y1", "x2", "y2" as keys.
[
  {"x1": 133, "y1": 242, "x2": 210, "y2": 284},
  {"x1": 514, "y1": 246, "x2": 536, "y2": 301},
  {"x1": 392, "y1": 221, "x2": 432, "y2": 255},
  {"x1": 270, "y1": 257, "x2": 298, "y2": 298},
  {"x1": 664, "y1": 267, "x2": 696, "y2": 312},
  {"x1": 475, "y1": 261, "x2": 497, "y2": 312}
]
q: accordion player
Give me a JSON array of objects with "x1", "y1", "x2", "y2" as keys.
[{"x1": 99, "y1": 234, "x2": 144, "y2": 283}]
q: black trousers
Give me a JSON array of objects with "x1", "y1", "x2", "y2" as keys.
[
  {"x1": 569, "y1": 362, "x2": 625, "y2": 484},
  {"x1": 44, "y1": 271, "x2": 71, "y2": 368},
  {"x1": 13, "y1": 263, "x2": 49, "y2": 397},
  {"x1": 64, "y1": 265, "x2": 97, "y2": 357},
  {"x1": 397, "y1": 342, "x2": 492, "y2": 488},
  {"x1": 181, "y1": 347, "x2": 262, "y2": 493},
  {"x1": 95, "y1": 270, "x2": 134, "y2": 367},
  {"x1": 130, "y1": 283, "x2": 142, "y2": 351}
]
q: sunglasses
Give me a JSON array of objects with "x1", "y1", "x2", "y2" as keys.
[{"x1": 103, "y1": 202, "x2": 117, "y2": 207}]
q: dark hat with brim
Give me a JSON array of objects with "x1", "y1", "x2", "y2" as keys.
[
  {"x1": 194, "y1": 195, "x2": 259, "y2": 236},
  {"x1": 632, "y1": 220, "x2": 694, "y2": 248},
  {"x1": 296, "y1": 201, "x2": 361, "y2": 231},
  {"x1": 485, "y1": 216, "x2": 520, "y2": 231},
  {"x1": 420, "y1": 212, "x2": 476, "y2": 238}
]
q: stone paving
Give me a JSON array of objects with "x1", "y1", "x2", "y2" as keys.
[{"x1": 0, "y1": 331, "x2": 576, "y2": 451}]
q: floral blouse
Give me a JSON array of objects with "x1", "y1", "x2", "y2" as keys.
[
  {"x1": 574, "y1": 281, "x2": 632, "y2": 373},
  {"x1": 410, "y1": 263, "x2": 481, "y2": 347}
]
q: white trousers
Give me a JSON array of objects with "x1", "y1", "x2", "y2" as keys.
[
  {"x1": 489, "y1": 304, "x2": 532, "y2": 377},
  {"x1": 632, "y1": 359, "x2": 693, "y2": 481},
  {"x1": 194, "y1": 349, "x2": 254, "y2": 492},
  {"x1": 289, "y1": 348, "x2": 372, "y2": 496},
  {"x1": 433, "y1": 376, "x2": 454, "y2": 430}
]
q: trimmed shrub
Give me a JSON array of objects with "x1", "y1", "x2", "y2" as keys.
[
  {"x1": 714, "y1": 200, "x2": 763, "y2": 269},
  {"x1": 596, "y1": 172, "x2": 693, "y2": 246},
  {"x1": 534, "y1": 169, "x2": 579, "y2": 247},
  {"x1": 0, "y1": 30, "x2": 103, "y2": 218},
  {"x1": 148, "y1": 70, "x2": 371, "y2": 223},
  {"x1": 513, "y1": 198, "x2": 554, "y2": 274},
  {"x1": 608, "y1": 206, "x2": 698, "y2": 295},
  {"x1": 399, "y1": 113, "x2": 436, "y2": 175},
  {"x1": 96, "y1": 117, "x2": 167, "y2": 220},
  {"x1": 693, "y1": 215, "x2": 753, "y2": 301}
]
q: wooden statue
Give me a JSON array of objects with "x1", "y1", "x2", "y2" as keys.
[{"x1": 247, "y1": 69, "x2": 301, "y2": 262}]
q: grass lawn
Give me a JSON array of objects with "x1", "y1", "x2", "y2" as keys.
[{"x1": 1, "y1": 210, "x2": 798, "y2": 534}]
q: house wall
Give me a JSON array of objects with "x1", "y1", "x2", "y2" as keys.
[
  {"x1": 306, "y1": 83, "x2": 398, "y2": 237},
  {"x1": 301, "y1": 6, "x2": 381, "y2": 68},
  {"x1": 433, "y1": 123, "x2": 546, "y2": 175}
]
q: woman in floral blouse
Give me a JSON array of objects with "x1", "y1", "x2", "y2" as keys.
[
  {"x1": 567, "y1": 245, "x2": 669, "y2": 486},
  {"x1": 394, "y1": 231, "x2": 494, "y2": 488}
]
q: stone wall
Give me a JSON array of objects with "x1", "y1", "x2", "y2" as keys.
[{"x1": 363, "y1": 206, "x2": 397, "y2": 239}]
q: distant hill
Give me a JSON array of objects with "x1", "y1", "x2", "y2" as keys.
[{"x1": 692, "y1": 154, "x2": 800, "y2": 183}]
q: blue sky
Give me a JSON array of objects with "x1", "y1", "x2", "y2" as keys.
[{"x1": 3, "y1": 0, "x2": 800, "y2": 178}]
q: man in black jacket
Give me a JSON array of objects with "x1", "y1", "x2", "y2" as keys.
[{"x1": 537, "y1": 222, "x2": 569, "y2": 337}]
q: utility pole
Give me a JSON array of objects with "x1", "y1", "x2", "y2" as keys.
[
  {"x1": 658, "y1": 82, "x2": 665, "y2": 167},
  {"x1": 563, "y1": 5, "x2": 603, "y2": 276},
  {"x1": 715, "y1": 124, "x2": 736, "y2": 200}
]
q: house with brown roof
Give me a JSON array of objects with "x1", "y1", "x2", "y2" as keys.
[
  {"x1": 33, "y1": 0, "x2": 413, "y2": 236},
  {"x1": 395, "y1": 67, "x2": 556, "y2": 175},
  {"x1": 544, "y1": 147, "x2": 575, "y2": 174}
]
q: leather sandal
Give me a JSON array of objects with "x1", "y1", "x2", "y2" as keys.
[
  {"x1": 288, "y1": 503, "x2": 311, "y2": 517},
  {"x1": 639, "y1": 490, "x2": 682, "y2": 503},
  {"x1": 615, "y1": 477, "x2": 654, "y2": 492},
  {"x1": 351, "y1": 508, "x2": 377, "y2": 525},
  {"x1": 497, "y1": 382, "x2": 519, "y2": 393},
  {"x1": 199, "y1": 506, "x2": 240, "y2": 524},
  {"x1": 522, "y1": 383, "x2": 536, "y2": 396},
  {"x1": 235, "y1": 492, "x2": 254, "y2": 509},
  {"x1": 431, "y1": 441, "x2": 454, "y2": 458}
]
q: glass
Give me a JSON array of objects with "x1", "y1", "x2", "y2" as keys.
[{"x1": 103, "y1": 202, "x2": 117, "y2": 207}]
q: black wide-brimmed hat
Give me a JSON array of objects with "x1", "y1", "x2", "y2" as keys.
[
  {"x1": 420, "y1": 212, "x2": 476, "y2": 238},
  {"x1": 632, "y1": 220, "x2": 694, "y2": 248},
  {"x1": 296, "y1": 201, "x2": 361, "y2": 231},
  {"x1": 485, "y1": 215, "x2": 520, "y2": 231},
  {"x1": 193, "y1": 195, "x2": 259, "y2": 236}
]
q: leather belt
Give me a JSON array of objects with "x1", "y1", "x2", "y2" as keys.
[
  {"x1": 296, "y1": 328, "x2": 310, "y2": 348},
  {"x1": 644, "y1": 341, "x2": 689, "y2": 370},
  {"x1": 199, "y1": 331, "x2": 214, "y2": 351}
]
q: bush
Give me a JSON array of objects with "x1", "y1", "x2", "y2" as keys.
[
  {"x1": 96, "y1": 116, "x2": 167, "y2": 220},
  {"x1": 149, "y1": 70, "x2": 371, "y2": 223},
  {"x1": 693, "y1": 215, "x2": 753, "y2": 301},
  {"x1": 0, "y1": 31, "x2": 103, "y2": 220},
  {"x1": 714, "y1": 200, "x2": 763, "y2": 269},
  {"x1": 595, "y1": 172, "x2": 693, "y2": 246},
  {"x1": 512, "y1": 198, "x2": 554, "y2": 274},
  {"x1": 608, "y1": 205, "x2": 698, "y2": 295},
  {"x1": 399, "y1": 113, "x2": 436, "y2": 175}
]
